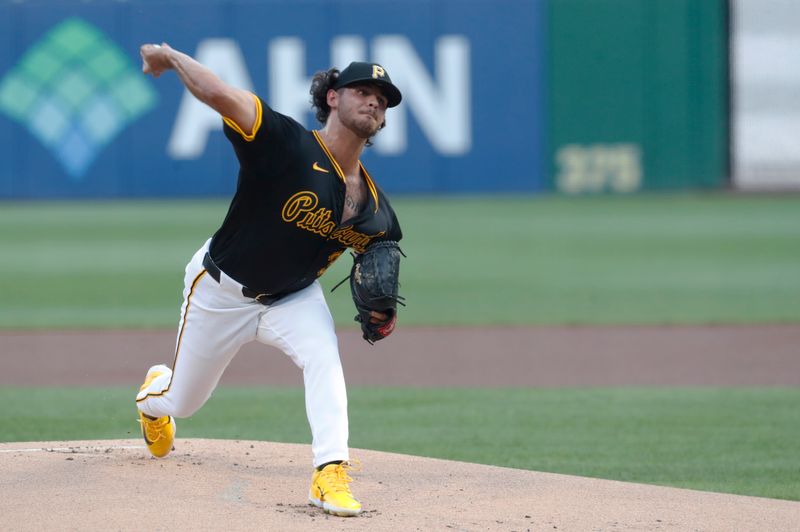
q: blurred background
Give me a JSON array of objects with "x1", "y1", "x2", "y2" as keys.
[
  {"x1": 1, "y1": 0, "x2": 798, "y2": 328},
  {"x1": 1, "y1": 0, "x2": 799, "y2": 502},
  {"x1": 1, "y1": 0, "x2": 797, "y2": 197}
]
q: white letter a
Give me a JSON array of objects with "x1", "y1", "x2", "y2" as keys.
[{"x1": 168, "y1": 39, "x2": 254, "y2": 159}]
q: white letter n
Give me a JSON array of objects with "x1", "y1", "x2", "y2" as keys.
[{"x1": 373, "y1": 35, "x2": 471, "y2": 155}]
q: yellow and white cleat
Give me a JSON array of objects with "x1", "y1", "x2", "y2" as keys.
[
  {"x1": 308, "y1": 461, "x2": 362, "y2": 516},
  {"x1": 137, "y1": 366, "x2": 175, "y2": 458}
]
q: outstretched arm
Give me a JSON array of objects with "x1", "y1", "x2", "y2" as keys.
[{"x1": 140, "y1": 43, "x2": 256, "y2": 134}]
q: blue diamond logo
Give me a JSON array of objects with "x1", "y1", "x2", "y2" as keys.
[{"x1": 0, "y1": 18, "x2": 158, "y2": 180}]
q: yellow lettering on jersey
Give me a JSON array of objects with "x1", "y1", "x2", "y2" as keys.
[
  {"x1": 330, "y1": 226, "x2": 385, "y2": 253},
  {"x1": 282, "y1": 191, "x2": 319, "y2": 222},
  {"x1": 282, "y1": 191, "x2": 383, "y2": 250},
  {"x1": 372, "y1": 65, "x2": 385, "y2": 79},
  {"x1": 298, "y1": 208, "x2": 336, "y2": 237}
]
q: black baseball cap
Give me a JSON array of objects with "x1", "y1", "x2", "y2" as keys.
[{"x1": 332, "y1": 61, "x2": 402, "y2": 107}]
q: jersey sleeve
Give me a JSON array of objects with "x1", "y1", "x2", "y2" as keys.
[
  {"x1": 222, "y1": 94, "x2": 304, "y2": 178},
  {"x1": 388, "y1": 209, "x2": 403, "y2": 241},
  {"x1": 377, "y1": 191, "x2": 403, "y2": 242}
]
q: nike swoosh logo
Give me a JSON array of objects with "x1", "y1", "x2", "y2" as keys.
[{"x1": 312, "y1": 162, "x2": 330, "y2": 173}]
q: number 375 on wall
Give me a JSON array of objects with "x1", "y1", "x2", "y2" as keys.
[{"x1": 555, "y1": 143, "x2": 642, "y2": 194}]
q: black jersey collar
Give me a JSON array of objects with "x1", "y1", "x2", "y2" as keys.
[{"x1": 312, "y1": 130, "x2": 379, "y2": 213}]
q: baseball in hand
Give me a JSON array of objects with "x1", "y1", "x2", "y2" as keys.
[{"x1": 141, "y1": 43, "x2": 169, "y2": 77}]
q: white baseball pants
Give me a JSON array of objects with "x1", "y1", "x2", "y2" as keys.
[{"x1": 136, "y1": 239, "x2": 350, "y2": 467}]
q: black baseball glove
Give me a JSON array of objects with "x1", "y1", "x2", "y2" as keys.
[{"x1": 334, "y1": 240, "x2": 405, "y2": 344}]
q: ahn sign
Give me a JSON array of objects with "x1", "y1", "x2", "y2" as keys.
[{"x1": 0, "y1": 0, "x2": 546, "y2": 198}]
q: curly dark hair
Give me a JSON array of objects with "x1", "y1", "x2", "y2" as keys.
[
  {"x1": 309, "y1": 68, "x2": 340, "y2": 125},
  {"x1": 309, "y1": 68, "x2": 384, "y2": 146}
]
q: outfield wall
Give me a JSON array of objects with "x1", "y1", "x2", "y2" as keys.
[
  {"x1": 0, "y1": 0, "x2": 728, "y2": 198},
  {"x1": 547, "y1": 0, "x2": 728, "y2": 193}
]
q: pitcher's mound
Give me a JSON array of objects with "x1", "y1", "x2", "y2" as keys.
[{"x1": 0, "y1": 439, "x2": 796, "y2": 531}]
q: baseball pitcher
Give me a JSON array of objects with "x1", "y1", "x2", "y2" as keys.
[{"x1": 135, "y1": 42, "x2": 404, "y2": 517}]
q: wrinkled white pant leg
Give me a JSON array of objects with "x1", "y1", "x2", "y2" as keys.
[
  {"x1": 136, "y1": 242, "x2": 261, "y2": 419},
  {"x1": 256, "y1": 281, "x2": 349, "y2": 467}
]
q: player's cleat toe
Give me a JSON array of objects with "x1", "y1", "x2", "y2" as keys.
[
  {"x1": 308, "y1": 461, "x2": 362, "y2": 516},
  {"x1": 138, "y1": 411, "x2": 176, "y2": 458}
]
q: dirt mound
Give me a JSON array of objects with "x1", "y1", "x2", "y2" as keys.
[{"x1": 0, "y1": 439, "x2": 796, "y2": 531}]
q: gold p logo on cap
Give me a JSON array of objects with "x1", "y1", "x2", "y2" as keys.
[{"x1": 372, "y1": 65, "x2": 385, "y2": 79}]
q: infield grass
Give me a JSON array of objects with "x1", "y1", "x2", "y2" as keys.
[
  {"x1": 1, "y1": 193, "x2": 799, "y2": 328},
  {"x1": 1, "y1": 386, "x2": 798, "y2": 501}
]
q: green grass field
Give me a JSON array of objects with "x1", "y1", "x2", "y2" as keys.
[
  {"x1": 2, "y1": 387, "x2": 798, "y2": 501},
  {"x1": 1, "y1": 193, "x2": 799, "y2": 328},
  {"x1": 2, "y1": 193, "x2": 799, "y2": 500}
]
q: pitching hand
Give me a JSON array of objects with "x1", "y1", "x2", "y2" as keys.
[{"x1": 140, "y1": 43, "x2": 173, "y2": 78}]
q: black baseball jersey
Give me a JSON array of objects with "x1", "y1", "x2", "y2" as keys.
[{"x1": 208, "y1": 94, "x2": 402, "y2": 297}]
